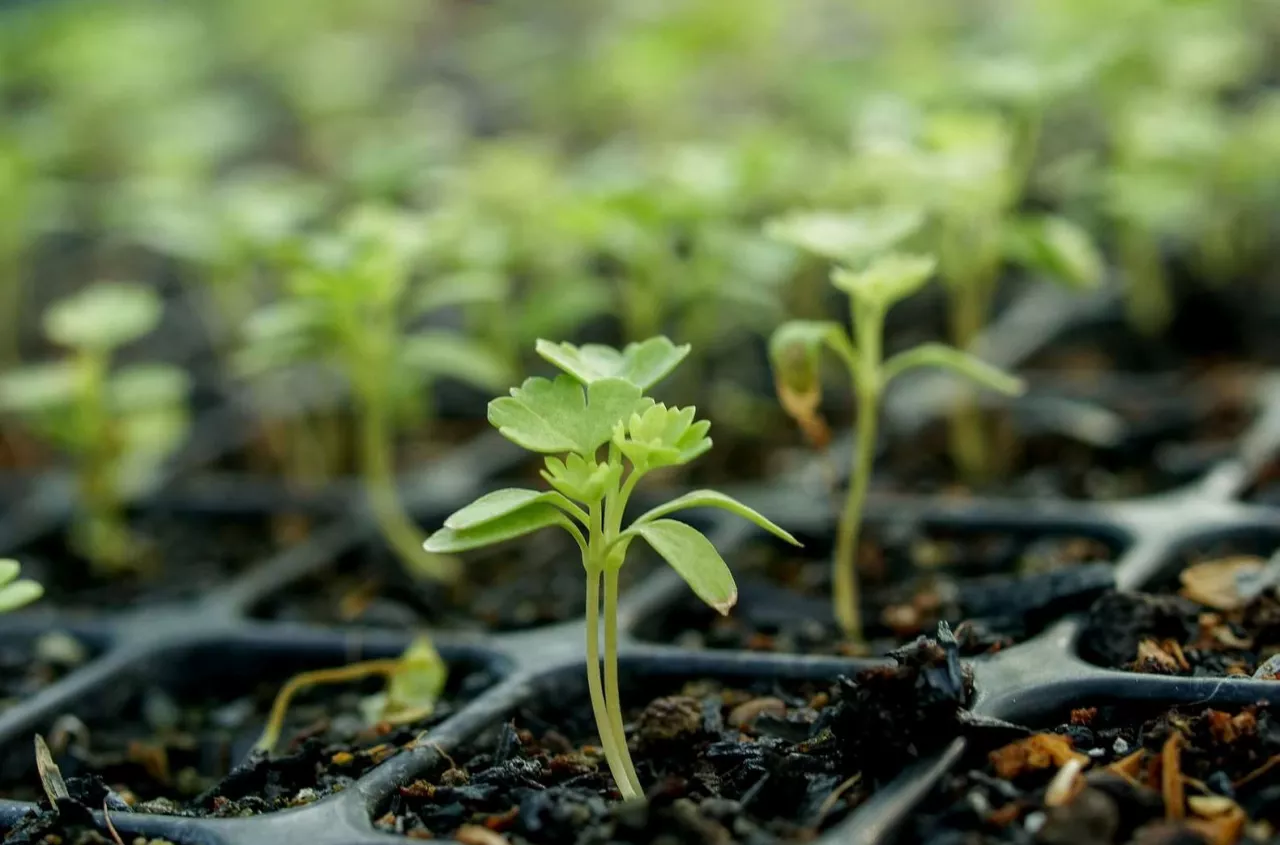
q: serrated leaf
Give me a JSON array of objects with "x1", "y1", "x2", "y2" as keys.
[
  {"x1": 633, "y1": 491, "x2": 800, "y2": 546},
  {"x1": 882, "y1": 343, "x2": 1025, "y2": 395},
  {"x1": 444, "y1": 488, "x2": 579, "y2": 530},
  {"x1": 1006, "y1": 216, "x2": 1104, "y2": 291},
  {"x1": 487, "y1": 375, "x2": 649, "y2": 455},
  {"x1": 764, "y1": 207, "x2": 924, "y2": 265},
  {"x1": 613, "y1": 403, "x2": 712, "y2": 470},
  {"x1": 399, "y1": 331, "x2": 513, "y2": 393},
  {"x1": 831, "y1": 253, "x2": 937, "y2": 308},
  {"x1": 630, "y1": 520, "x2": 737, "y2": 614},
  {"x1": 44, "y1": 282, "x2": 162, "y2": 351},
  {"x1": 424, "y1": 503, "x2": 573, "y2": 553},
  {"x1": 535, "y1": 337, "x2": 691, "y2": 390},
  {"x1": 541, "y1": 454, "x2": 622, "y2": 503}
]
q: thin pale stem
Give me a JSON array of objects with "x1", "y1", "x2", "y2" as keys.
[
  {"x1": 1120, "y1": 223, "x2": 1173, "y2": 337},
  {"x1": 603, "y1": 565, "x2": 643, "y2": 796},
  {"x1": 834, "y1": 383, "x2": 878, "y2": 641},
  {"x1": 585, "y1": 564, "x2": 639, "y2": 800},
  {"x1": 946, "y1": 282, "x2": 994, "y2": 483},
  {"x1": 359, "y1": 389, "x2": 456, "y2": 583},
  {"x1": 255, "y1": 658, "x2": 404, "y2": 754}
]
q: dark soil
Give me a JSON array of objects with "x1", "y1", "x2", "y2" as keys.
[
  {"x1": 905, "y1": 701, "x2": 1280, "y2": 844},
  {"x1": 0, "y1": 656, "x2": 497, "y2": 818},
  {"x1": 255, "y1": 528, "x2": 656, "y2": 632},
  {"x1": 639, "y1": 525, "x2": 1117, "y2": 657},
  {"x1": 1, "y1": 804, "x2": 178, "y2": 845},
  {"x1": 376, "y1": 631, "x2": 974, "y2": 843},
  {"x1": 1244, "y1": 456, "x2": 1280, "y2": 507},
  {"x1": 15, "y1": 512, "x2": 277, "y2": 611},
  {"x1": 1079, "y1": 538, "x2": 1280, "y2": 678},
  {"x1": 0, "y1": 633, "x2": 95, "y2": 713}
]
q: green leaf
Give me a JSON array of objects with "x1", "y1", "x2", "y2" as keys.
[
  {"x1": 882, "y1": 343, "x2": 1025, "y2": 395},
  {"x1": 1005, "y1": 216, "x2": 1104, "y2": 291},
  {"x1": 383, "y1": 635, "x2": 448, "y2": 720},
  {"x1": 541, "y1": 454, "x2": 622, "y2": 503},
  {"x1": 0, "y1": 559, "x2": 41, "y2": 613},
  {"x1": 613, "y1": 403, "x2": 711, "y2": 470},
  {"x1": 414, "y1": 271, "x2": 510, "y2": 315},
  {"x1": 633, "y1": 490, "x2": 800, "y2": 546},
  {"x1": 399, "y1": 332, "x2": 513, "y2": 393},
  {"x1": 424, "y1": 503, "x2": 574, "y2": 553},
  {"x1": 487, "y1": 375, "x2": 649, "y2": 455},
  {"x1": 444, "y1": 487, "x2": 583, "y2": 530},
  {"x1": 44, "y1": 282, "x2": 163, "y2": 351},
  {"x1": 535, "y1": 337, "x2": 691, "y2": 390},
  {"x1": 629, "y1": 520, "x2": 737, "y2": 615},
  {"x1": 767, "y1": 321, "x2": 853, "y2": 445},
  {"x1": 0, "y1": 362, "x2": 79, "y2": 413},
  {"x1": 764, "y1": 207, "x2": 924, "y2": 265},
  {"x1": 109, "y1": 364, "x2": 189, "y2": 411},
  {"x1": 831, "y1": 253, "x2": 937, "y2": 308}
]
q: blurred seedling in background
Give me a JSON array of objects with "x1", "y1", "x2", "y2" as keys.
[
  {"x1": 425, "y1": 336, "x2": 798, "y2": 799},
  {"x1": 770, "y1": 252, "x2": 1023, "y2": 643},
  {"x1": 238, "y1": 204, "x2": 511, "y2": 582},
  {"x1": 256, "y1": 634, "x2": 446, "y2": 756},
  {"x1": 0, "y1": 560, "x2": 43, "y2": 613},
  {"x1": 840, "y1": 104, "x2": 1101, "y2": 481},
  {"x1": 0, "y1": 283, "x2": 189, "y2": 575}
]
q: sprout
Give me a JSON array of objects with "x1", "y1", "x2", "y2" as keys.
[
  {"x1": 0, "y1": 283, "x2": 188, "y2": 574},
  {"x1": 425, "y1": 337, "x2": 797, "y2": 799},
  {"x1": 238, "y1": 204, "x2": 512, "y2": 582},
  {"x1": 770, "y1": 253, "x2": 1023, "y2": 643},
  {"x1": 0, "y1": 560, "x2": 42, "y2": 613}
]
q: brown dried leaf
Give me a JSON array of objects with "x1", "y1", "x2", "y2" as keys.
[
  {"x1": 456, "y1": 825, "x2": 511, "y2": 845},
  {"x1": 1044, "y1": 757, "x2": 1087, "y2": 807},
  {"x1": 990, "y1": 734, "x2": 1088, "y2": 780},
  {"x1": 1233, "y1": 754, "x2": 1280, "y2": 789},
  {"x1": 1179, "y1": 557, "x2": 1266, "y2": 611},
  {"x1": 1162, "y1": 732, "x2": 1185, "y2": 821},
  {"x1": 1134, "y1": 639, "x2": 1187, "y2": 674},
  {"x1": 776, "y1": 382, "x2": 830, "y2": 449},
  {"x1": 33, "y1": 735, "x2": 69, "y2": 807},
  {"x1": 1107, "y1": 749, "x2": 1148, "y2": 781}
]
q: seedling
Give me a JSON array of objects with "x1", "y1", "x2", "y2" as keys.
[
  {"x1": 256, "y1": 634, "x2": 447, "y2": 755},
  {"x1": 0, "y1": 283, "x2": 188, "y2": 574},
  {"x1": 846, "y1": 106, "x2": 1101, "y2": 480},
  {"x1": 239, "y1": 204, "x2": 511, "y2": 582},
  {"x1": 770, "y1": 253, "x2": 1023, "y2": 643},
  {"x1": 424, "y1": 337, "x2": 798, "y2": 800},
  {"x1": 0, "y1": 560, "x2": 42, "y2": 612}
]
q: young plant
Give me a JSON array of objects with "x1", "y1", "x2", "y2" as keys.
[
  {"x1": 0, "y1": 560, "x2": 42, "y2": 612},
  {"x1": 239, "y1": 204, "x2": 511, "y2": 582},
  {"x1": 424, "y1": 337, "x2": 798, "y2": 800},
  {"x1": 0, "y1": 283, "x2": 189, "y2": 574},
  {"x1": 846, "y1": 106, "x2": 1101, "y2": 480},
  {"x1": 770, "y1": 253, "x2": 1023, "y2": 643},
  {"x1": 255, "y1": 634, "x2": 447, "y2": 755}
]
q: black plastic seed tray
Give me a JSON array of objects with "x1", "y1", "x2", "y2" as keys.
[{"x1": 0, "y1": 282, "x2": 1276, "y2": 845}]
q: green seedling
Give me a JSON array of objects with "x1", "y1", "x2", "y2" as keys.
[
  {"x1": 256, "y1": 634, "x2": 446, "y2": 755},
  {"x1": 846, "y1": 106, "x2": 1101, "y2": 480},
  {"x1": 770, "y1": 253, "x2": 1023, "y2": 643},
  {"x1": 425, "y1": 336, "x2": 797, "y2": 800},
  {"x1": 239, "y1": 204, "x2": 511, "y2": 582},
  {"x1": 0, "y1": 560, "x2": 42, "y2": 612},
  {"x1": 0, "y1": 283, "x2": 188, "y2": 574}
]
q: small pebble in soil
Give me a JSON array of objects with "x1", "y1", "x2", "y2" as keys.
[{"x1": 378, "y1": 626, "x2": 975, "y2": 843}]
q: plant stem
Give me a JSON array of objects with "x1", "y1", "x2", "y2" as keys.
[
  {"x1": 946, "y1": 282, "x2": 992, "y2": 483},
  {"x1": 1119, "y1": 222, "x2": 1172, "y2": 337},
  {"x1": 75, "y1": 351, "x2": 133, "y2": 574},
  {"x1": 603, "y1": 564, "x2": 642, "y2": 796},
  {"x1": 834, "y1": 380, "x2": 878, "y2": 641},
  {"x1": 585, "y1": 563, "x2": 639, "y2": 800},
  {"x1": 255, "y1": 658, "x2": 404, "y2": 754},
  {"x1": 358, "y1": 387, "x2": 456, "y2": 583}
]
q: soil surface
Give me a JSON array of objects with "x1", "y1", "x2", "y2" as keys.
[
  {"x1": 16, "y1": 512, "x2": 277, "y2": 610},
  {"x1": 256, "y1": 529, "x2": 656, "y2": 632},
  {"x1": 905, "y1": 701, "x2": 1280, "y2": 844},
  {"x1": 1080, "y1": 537, "x2": 1280, "y2": 677},
  {"x1": 0, "y1": 658, "x2": 496, "y2": 819},
  {"x1": 0, "y1": 632, "x2": 95, "y2": 713},
  {"x1": 640, "y1": 526, "x2": 1116, "y2": 657},
  {"x1": 377, "y1": 631, "x2": 974, "y2": 843}
]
